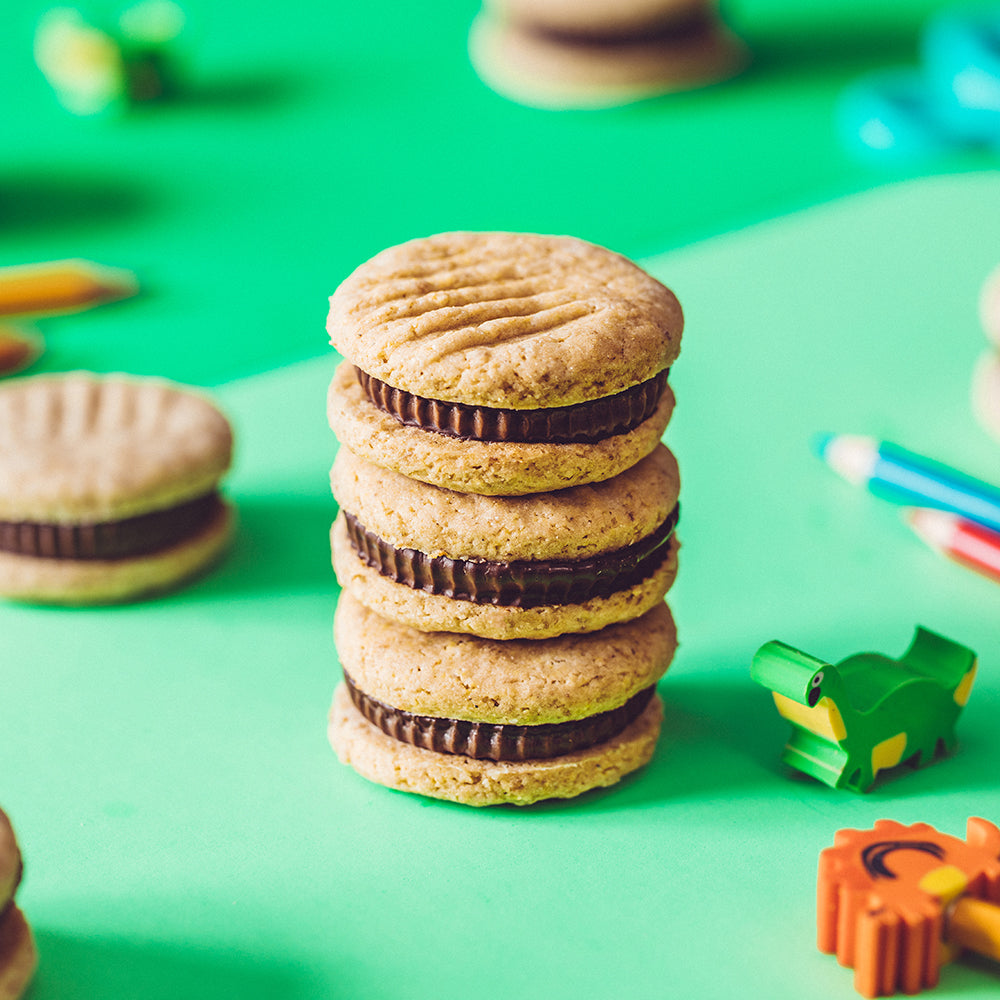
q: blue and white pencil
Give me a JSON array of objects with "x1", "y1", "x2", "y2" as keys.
[{"x1": 813, "y1": 433, "x2": 1000, "y2": 533}]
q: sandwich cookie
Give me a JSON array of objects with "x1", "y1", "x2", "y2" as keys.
[
  {"x1": 0, "y1": 372, "x2": 234, "y2": 604},
  {"x1": 329, "y1": 593, "x2": 675, "y2": 805},
  {"x1": 331, "y1": 442, "x2": 679, "y2": 639},
  {"x1": 468, "y1": 0, "x2": 746, "y2": 110},
  {"x1": 972, "y1": 264, "x2": 1000, "y2": 442},
  {"x1": 0, "y1": 808, "x2": 35, "y2": 1000},
  {"x1": 327, "y1": 231, "x2": 682, "y2": 496}
]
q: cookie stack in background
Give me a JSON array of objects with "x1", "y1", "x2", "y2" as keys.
[
  {"x1": 325, "y1": 232, "x2": 683, "y2": 806},
  {"x1": 468, "y1": 0, "x2": 746, "y2": 110}
]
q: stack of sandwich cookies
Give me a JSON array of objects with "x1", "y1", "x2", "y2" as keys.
[
  {"x1": 327, "y1": 231, "x2": 683, "y2": 805},
  {"x1": 0, "y1": 373, "x2": 233, "y2": 604},
  {"x1": 0, "y1": 808, "x2": 35, "y2": 1000},
  {"x1": 468, "y1": 0, "x2": 746, "y2": 110}
]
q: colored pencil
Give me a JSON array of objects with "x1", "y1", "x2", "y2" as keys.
[
  {"x1": 813, "y1": 433, "x2": 1000, "y2": 533},
  {"x1": 0, "y1": 324, "x2": 41, "y2": 377},
  {"x1": 907, "y1": 507, "x2": 1000, "y2": 584},
  {"x1": 0, "y1": 259, "x2": 137, "y2": 318}
]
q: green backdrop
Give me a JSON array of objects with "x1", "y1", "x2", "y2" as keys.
[{"x1": 3, "y1": 2, "x2": 1000, "y2": 998}]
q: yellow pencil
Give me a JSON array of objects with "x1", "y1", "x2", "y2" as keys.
[{"x1": 0, "y1": 259, "x2": 138, "y2": 317}]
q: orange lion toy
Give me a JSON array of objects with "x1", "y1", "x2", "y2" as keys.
[{"x1": 818, "y1": 817, "x2": 1000, "y2": 996}]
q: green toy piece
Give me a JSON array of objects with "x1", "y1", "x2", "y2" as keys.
[{"x1": 750, "y1": 627, "x2": 977, "y2": 793}]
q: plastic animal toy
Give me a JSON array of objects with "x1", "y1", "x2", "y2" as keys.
[
  {"x1": 818, "y1": 817, "x2": 1000, "y2": 996},
  {"x1": 750, "y1": 627, "x2": 976, "y2": 792}
]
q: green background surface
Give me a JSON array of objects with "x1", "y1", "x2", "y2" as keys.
[{"x1": 3, "y1": 2, "x2": 1000, "y2": 999}]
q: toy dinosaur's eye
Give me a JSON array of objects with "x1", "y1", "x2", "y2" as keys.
[{"x1": 808, "y1": 672, "x2": 824, "y2": 706}]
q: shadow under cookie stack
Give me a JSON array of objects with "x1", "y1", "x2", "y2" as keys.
[{"x1": 325, "y1": 231, "x2": 683, "y2": 807}]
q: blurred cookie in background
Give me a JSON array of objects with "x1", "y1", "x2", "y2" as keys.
[
  {"x1": 973, "y1": 263, "x2": 1000, "y2": 441},
  {"x1": 0, "y1": 808, "x2": 35, "y2": 1000},
  {"x1": 468, "y1": 0, "x2": 746, "y2": 109},
  {"x1": 0, "y1": 372, "x2": 234, "y2": 605}
]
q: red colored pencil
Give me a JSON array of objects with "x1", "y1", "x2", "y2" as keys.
[{"x1": 907, "y1": 507, "x2": 1000, "y2": 583}]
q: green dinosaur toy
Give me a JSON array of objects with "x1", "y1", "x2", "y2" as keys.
[{"x1": 750, "y1": 627, "x2": 977, "y2": 792}]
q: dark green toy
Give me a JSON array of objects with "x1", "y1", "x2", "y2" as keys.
[{"x1": 750, "y1": 627, "x2": 977, "y2": 792}]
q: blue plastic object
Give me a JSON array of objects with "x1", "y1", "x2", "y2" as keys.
[
  {"x1": 923, "y1": 4, "x2": 1000, "y2": 144},
  {"x1": 837, "y1": 68, "x2": 952, "y2": 159}
]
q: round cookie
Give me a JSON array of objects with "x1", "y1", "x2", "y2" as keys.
[
  {"x1": 327, "y1": 231, "x2": 682, "y2": 495},
  {"x1": 328, "y1": 232, "x2": 681, "y2": 408},
  {"x1": 0, "y1": 809, "x2": 36, "y2": 1000},
  {"x1": 329, "y1": 682, "x2": 663, "y2": 806},
  {"x1": 330, "y1": 443, "x2": 680, "y2": 639},
  {"x1": 468, "y1": 3, "x2": 747, "y2": 110},
  {"x1": 0, "y1": 372, "x2": 234, "y2": 604},
  {"x1": 335, "y1": 591, "x2": 677, "y2": 725}
]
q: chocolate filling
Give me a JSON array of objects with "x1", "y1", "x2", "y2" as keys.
[
  {"x1": 356, "y1": 366, "x2": 668, "y2": 444},
  {"x1": 527, "y1": 8, "x2": 715, "y2": 48},
  {"x1": 346, "y1": 673, "x2": 655, "y2": 761},
  {"x1": 0, "y1": 492, "x2": 223, "y2": 561},
  {"x1": 344, "y1": 503, "x2": 678, "y2": 608}
]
